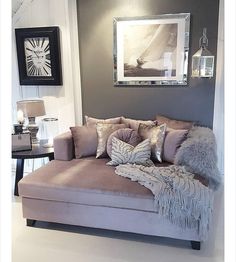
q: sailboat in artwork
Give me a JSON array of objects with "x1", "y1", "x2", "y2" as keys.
[{"x1": 124, "y1": 23, "x2": 177, "y2": 77}]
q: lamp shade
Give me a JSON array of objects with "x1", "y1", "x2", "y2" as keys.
[{"x1": 17, "y1": 100, "x2": 46, "y2": 117}]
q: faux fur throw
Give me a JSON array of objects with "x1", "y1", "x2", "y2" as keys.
[
  {"x1": 174, "y1": 126, "x2": 222, "y2": 190},
  {"x1": 115, "y1": 164, "x2": 213, "y2": 240}
]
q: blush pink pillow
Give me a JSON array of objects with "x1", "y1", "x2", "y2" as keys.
[
  {"x1": 70, "y1": 125, "x2": 98, "y2": 158},
  {"x1": 85, "y1": 115, "x2": 121, "y2": 127},
  {"x1": 106, "y1": 128, "x2": 142, "y2": 158},
  {"x1": 163, "y1": 128, "x2": 188, "y2": 163},
  {"x1": 121, "y1": 116, "x2": 157, "y2": 131},
  {"x1": 156, "y1": 115, "x2": 194, "y2": 130}
]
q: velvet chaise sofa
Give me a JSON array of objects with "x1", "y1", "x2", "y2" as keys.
[{"x1": 18, "y1": 115, "x2": 221, "y2": 250}]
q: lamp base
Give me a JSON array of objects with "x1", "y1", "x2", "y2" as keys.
[
  {"x1": 27, "y1": 124, "x2": 39, "y2": 144},
  {"x1": 31, "y1": 138, "x2": 40, "y2": 144}
]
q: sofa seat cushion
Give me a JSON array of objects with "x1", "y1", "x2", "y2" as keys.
[{"x1": 19, "y1": 157, "x2": 172, "y2": 212}]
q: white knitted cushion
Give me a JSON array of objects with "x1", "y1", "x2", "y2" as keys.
[{"x1": 107, "y1": 137, "x2": 153, "y2": 166}]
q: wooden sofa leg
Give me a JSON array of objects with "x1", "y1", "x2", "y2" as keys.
[
  {"x1": 191, "y1": 241, "x2": 201, "y2": 250},
  {"x1": 26, "y1": 219, "x2": 36, "y2": 227}
]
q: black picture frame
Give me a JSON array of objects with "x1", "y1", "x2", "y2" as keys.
[{"x1": 15, "y1": 26, "x2": 63, "y2": 86}]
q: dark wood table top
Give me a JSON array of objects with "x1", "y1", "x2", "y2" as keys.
[{"x1": 12, "y1": 139, "x2": 54, "y2": 159}]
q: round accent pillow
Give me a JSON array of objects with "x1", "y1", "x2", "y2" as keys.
[{"x1": 106, "y1": 128, "x2": 142, "y2": 158}]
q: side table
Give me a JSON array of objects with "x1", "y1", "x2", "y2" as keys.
[{"x1": 12, "y1": 139, "x2": 54, "y2": 196}]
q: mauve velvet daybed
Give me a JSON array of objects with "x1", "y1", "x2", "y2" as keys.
[{"x1": 18, "y1": 116, "x2": 221, "y2": 250}]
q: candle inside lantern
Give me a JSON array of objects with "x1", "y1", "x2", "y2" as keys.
[{"x1": 17, "y1": 110, "x2": 24, "y2": 124}]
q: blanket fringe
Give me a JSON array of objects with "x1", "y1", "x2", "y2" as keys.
[{"x1": 115, "y1": 164, "x2": 214, "y2": 240}]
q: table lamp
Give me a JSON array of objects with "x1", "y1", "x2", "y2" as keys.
[{"x1": 17, "y1": 99, "x2": 46, "y2": 143}]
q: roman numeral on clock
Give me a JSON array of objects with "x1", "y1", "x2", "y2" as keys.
[
  {"x1": 44, "y1": 43, "x2": 50, "y2": 53},
  {"x1": 28, "y1": 39, "x2": 36, "y2": 48},
  {"x1": 26, "y1": 47, "x2": 34, "y2": 53},
  {"x1": 35, "y1": 68, "x2": 43, "y2": 76},
  {"x1": 42, "y1": 66, "x2": 48, "y2": 75},
  {"x1": 45, "y1": 54, "x2": 50, "y2": 61},
  {"x1": 26, "y1": 55, "x2": 33, "y2": 61},
  {"x1": 27, "y1": 60, "x2": 34, "y2": 68},
  {"x1": 45, "y1": 61, "x2": 51, "y2": 69},
  {"x1": 28, "y1": 64, "x2": 36, "y2": 75},
  {"x1": 36, "y1": 38, "x2": 40, "y2": 46},
  {"x1": 41, "y1": 38, "x2": 45, "y2": 48}
]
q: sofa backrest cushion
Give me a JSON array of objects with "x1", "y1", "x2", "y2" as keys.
[
  {"x1": 85, "y1": 115, "x2": 121, "y2": 127},
  {"x1": 70, "y1": 125, "x2": 98, "y2": 158},
  {"x1": 121, "y1": 116, "x2": 157, "y2": 131},
  {"x1": 156, "y1": 115, "x2": 194, "y2": 130},
  {"x1": 106, "y1": 128, "x2": 142, "y2": 158}
]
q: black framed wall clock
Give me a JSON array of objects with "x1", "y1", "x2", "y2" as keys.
[{"x1": 15, "y1": 26, "x2": 63, "y2": 85}]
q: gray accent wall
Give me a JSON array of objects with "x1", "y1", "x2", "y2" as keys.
[{"x1": 77, "y1": 0, "x2": 219, "y2": 127}]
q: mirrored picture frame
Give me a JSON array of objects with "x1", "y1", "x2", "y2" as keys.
[{"x1": 113, "y1": 13, "x2": 190, "y2": 86}]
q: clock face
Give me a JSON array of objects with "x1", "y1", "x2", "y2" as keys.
[{"x1": 24, "y1": 37, "x2": 52, "y2": 77}]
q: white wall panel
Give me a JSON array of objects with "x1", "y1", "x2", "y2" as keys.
[
  {"x1": 213, "y1": 0, "x2": 224, "y2": 174},
  {"x1": 12, "y1": 0, "x2": 82, "y2": 133}
]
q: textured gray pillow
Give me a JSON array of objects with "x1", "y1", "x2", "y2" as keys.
[
  {"x1": 174, "y1": 126, "x2": 222, "y2": 189},
  {"x1": 138, "y1": 123, "x2": 167, "y2": 162},
  {"x1": 106, "y1": 128, "x2": 142, "y2": 158},
  {"x1": 107, "y1": 137, "x2": 154, "y2": 166},
  {"x1": 96, "y1": 123, "x2": 127, "y2": 158},
  {"x1": 70, "y1": 125, "x2": 97, "y2": 158}
]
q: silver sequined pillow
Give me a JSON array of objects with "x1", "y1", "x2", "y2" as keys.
[
  {"x1": 107, "y1": 137, "x2": 154, "y2": 166},
  {"x1": 138, "y1": 123, "x2": 167, "y2": 162},
  {"x1": 96, "y1": 123, "x2": 127, "y2": 158}
]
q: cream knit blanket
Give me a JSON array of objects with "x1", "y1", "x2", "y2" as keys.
[{"x1": 115, "y1": 164, "x2": 214, "y2": 240}]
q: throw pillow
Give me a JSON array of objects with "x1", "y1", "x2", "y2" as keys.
[
  {"x1": 107, "y1": 137, "x2": 154, "y2": 166},
  {"x1": 156, "y1": 115, "x2": 194, "y2": 130},
  {"x1": 163, "y1": 128, "x2": 188, "y2": 163},
  {"x1": 96, "y1": 123, "x2": 127, "y2": 158},
  {"x1": 138, "y1": 123, "x2": 166, "y2": 162},
  {"x1": 121, "y1": 116, "x2": 157, "y2": 131},
  {"x1": 70, "y1": 125, "x2": 97, "y2": 158},
  {"x1": 174, "y1": 126, "x2": 222, "y2": 190},
  {"x1": 85, "y1": 115, "x2": 121, "y2": 127},
  {"x1": 106, "y1": 128, "x2": 142, "y2": 158}
]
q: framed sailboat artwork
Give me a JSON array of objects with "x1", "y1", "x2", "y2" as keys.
[{"x1": 113, "y1": 13, "x2": 190, "y2": 86}]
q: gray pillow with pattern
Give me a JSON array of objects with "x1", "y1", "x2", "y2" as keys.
[{"x1": 107, "y1": 137, "x2": 154, "y2": 166}]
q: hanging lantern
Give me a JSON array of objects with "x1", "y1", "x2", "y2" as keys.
[{"x1": 192, "y1": 28, "x2": 214, "y2": 78}]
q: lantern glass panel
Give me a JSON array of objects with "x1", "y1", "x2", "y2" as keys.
[
  {"x1": 192, "y1": 56, "x2": 201, "y2": 77},
  {"x1": 192, "y1": 55, "x2": 214, "y2": 77}
]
